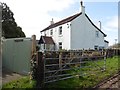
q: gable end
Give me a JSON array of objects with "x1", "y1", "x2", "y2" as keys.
[{"x1": 85, "y1": 14, "x2": 107, "y2": 37}]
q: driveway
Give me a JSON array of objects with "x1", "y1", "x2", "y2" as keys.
[{"x1": 2, "y1": 68, "x2": 23, "y2": 85}]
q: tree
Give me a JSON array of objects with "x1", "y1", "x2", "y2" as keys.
[{"x1": 1, "y1": 3, "x2": 25, "y2": 38}]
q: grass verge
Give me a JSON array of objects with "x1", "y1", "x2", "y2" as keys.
[
  {"x1": 2, "y1": 56, "x2": 118, "y2": 89},
  {"x1": 2, "y1": 76, "x2": 36, "y2": 89}
]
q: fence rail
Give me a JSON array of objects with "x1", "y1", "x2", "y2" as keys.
[{"x1": 35, "y1": 49, "x2": 119, "y2": 87}]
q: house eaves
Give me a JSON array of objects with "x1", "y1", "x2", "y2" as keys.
[{"x1": 40, "y1": 13, "x2": 107, "y2": 37}]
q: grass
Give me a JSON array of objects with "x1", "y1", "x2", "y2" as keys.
[
  {"x1": 2, "y1": 76, "x2": 36, "y2": 89},
  {"x1": 2, "y1": 56, "x2": 118, "y2": 89},
  {"x1": 45, "y1": 56, "x2": 118, "y2": 88}
]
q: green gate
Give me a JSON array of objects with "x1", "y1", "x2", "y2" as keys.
[{"x1": 2, "y1": 38, "x2": 32, "y2": 75}]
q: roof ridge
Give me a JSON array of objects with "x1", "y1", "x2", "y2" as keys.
[{"x1": 41, "y1": 12, "x2": 82, "y2": 32}]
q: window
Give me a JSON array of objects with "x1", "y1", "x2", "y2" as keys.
[
  {"x1": 50, "y1": 29, "x2": 53, "y2": 35},
  {"x1": 59, "y1": 26, "x2": 62, "y2": 35},
  {"x1": 67, "y1": 24, "x2": 69, "y2": 28},
  {"x1": 96, "y1": 31, "x2": 99, "y2": 38},
  {"x1": 59, "y1": 42, "x2": 62, "y2": 49},
  {"x1": 94, "y1": 45, "x2": 98, "y2": 50}
]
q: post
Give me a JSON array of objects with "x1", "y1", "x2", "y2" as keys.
[
  {"x1": 32, "y1": 35, "x2": 36, "y2": 56},
  {"x1": 30, "y1": 35, "x2": 37, "y2": 80},
  {"x1": 0, "y1": 3, "x2": 2, "y2": 89},
  {"x1": 36, "y1": 52, "x2": 44, "y2": 88},
  {"x1": 59, "y1": 52, "x2": 62, "y2": 69},
  {"x1": 103, "y1": 51, "x2": 106, "y2": 71}
]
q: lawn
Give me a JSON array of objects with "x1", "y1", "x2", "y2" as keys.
[{"x1": 2, "y1": 56, "x2": 119, "y2": 89}]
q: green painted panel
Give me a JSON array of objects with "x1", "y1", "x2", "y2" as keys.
[{"x1": 2, "y1": 38, "x2": 32, "y2": 75}]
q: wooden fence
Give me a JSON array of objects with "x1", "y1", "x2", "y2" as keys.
[{"x1": 35, "y1": 50, "x2": 109, "y2": 87}]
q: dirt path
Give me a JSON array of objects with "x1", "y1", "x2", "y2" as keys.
[
  {"x1": 2, "y1": 68, "x2": 23, "y2": 85},
  {"x1": 94, "y1": 72, "x2": 120, "y2": 89}
]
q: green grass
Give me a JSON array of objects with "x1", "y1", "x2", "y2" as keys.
[
  {"x1": 45, "y1": 56, "x2": 118, "y2": 88},
  {"x1": 2, "y1": 56, "x2": 118, "y2": 89},
  {"x1": 2, "y1": 76, "x2": 36, "y2": 89}
]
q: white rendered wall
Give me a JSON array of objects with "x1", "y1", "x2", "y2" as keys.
[
  {"x1": 42, "y1": 22, "x2": 71, "y2": 50},
  {"x1": 71, "y1": 13, "x2": 105, "y2": 50}
]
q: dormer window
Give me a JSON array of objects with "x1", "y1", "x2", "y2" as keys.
[
  {"x1": 50, "y1": 29, "x2": 53, "y2": 35},
  {"x1": 59, "y1": 26, "x2": 62, "y2": 35}
]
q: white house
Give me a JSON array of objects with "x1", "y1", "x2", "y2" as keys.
[{"x1": 39, "y1": 1, "x2": 109, "y2": 51}]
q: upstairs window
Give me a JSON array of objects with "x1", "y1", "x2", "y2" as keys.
[
  {"x1": 50, "y1": 29, "x2": 53, "y2": 35},
  {"x1": 59, "y1": 26, "x2": 62, "y2": 35},
  {"x1": 96, "y1": 31, "x2": 99, "y2": 38},
  {"x1": 59, "y1": 42, "x2": 62, "y2": 50}
]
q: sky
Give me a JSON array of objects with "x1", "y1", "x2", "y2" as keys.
[{"x1": 0, "y1": 0, "x2": 119, "y2": 46}]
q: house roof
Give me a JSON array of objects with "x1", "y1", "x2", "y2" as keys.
[
  {"x1": 41, "y1": 13, "x2": 107, "y2": 37},
  {"x1": 41, "y1": 12, "x2": 82, "y2": 32},
  {"x1": 104, "y1": 40, "x2": 109, "y2": 43},
  {"x1": 38, "y1": 36, "x2": 55, "y2": 44}
]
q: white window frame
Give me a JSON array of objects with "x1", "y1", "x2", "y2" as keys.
[
  {"x1": 59, "y1": 26, "x2": 62, "y2": 35},
  {"x1": 59, "y1": 42, "x2": 62, "y2": 49},
  {"x1": 50, "y1": 29, "x2": 53, "y2": 35}
]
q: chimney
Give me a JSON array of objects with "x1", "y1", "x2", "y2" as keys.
[
  {"x1": 50, "y1": 18, "x2": 54, "y2": 25},
  {"x1": 99, "y1": 21, "x2": 101, "y2": 30},
  {"x1": 80, "y1": 1, "x2": 85, "y2": 14}
]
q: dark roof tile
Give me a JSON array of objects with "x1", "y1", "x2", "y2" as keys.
[
  {"x1": 38, "y1": 36, "x2": 55, "y2": 44},
  {"x1": 41, "y1": 13, "x2": 82, "y2": 32}
]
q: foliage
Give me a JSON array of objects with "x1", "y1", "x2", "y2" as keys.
[
  {"x1": 109, "y1": 43, "x2": 120, "y2": 49},
  {"x1": 2, "y1": 76, "x2": 36, "y2": 89},
  {"x1": 1, "y1": 3, "x2": 26, "y2": 38}
]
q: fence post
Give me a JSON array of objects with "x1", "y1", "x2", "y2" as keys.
[
  {"x1": 36, "y1": 52, "x2": 44, "y2": 88},
  {"x1": 103, "y1": 51, "x2": 106, "y2": 71},
  {"x1": 59, "y1": 52, "x2": 62, "y2": 69}
]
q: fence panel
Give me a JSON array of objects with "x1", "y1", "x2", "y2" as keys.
[
  {"x1": 37, "y1": 50, "x2": 109, "y2": 87},
  {"x1": 2, "y1": 38, "x2": 32, "y2": 75}
]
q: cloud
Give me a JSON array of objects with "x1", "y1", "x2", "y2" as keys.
[
  {"x1": 84, "y1": 0, "x2": 119, "y2": 2},
  {"x1": 1, "y1": 0, "x2": 77, "y2": 39},
  {"x1": 102, "y1": 16, "x2": 118, "y2": 46},
  {"x1": 103, "y1": 16, "x2": 118, "y2": 31}
]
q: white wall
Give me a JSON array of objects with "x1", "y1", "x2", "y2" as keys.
[
  {"x1": 104, "y1": 42, "x2": 109, "y2": 49},
  {"x1": 42, "y1": 22, "x2": 71, "y2": 50},
  {"x1": 71, "y1": 13, "x2": 105, "y2": 50},
  {"x1": 41, "y1": 13, "x2": 106, "y2": 50}
]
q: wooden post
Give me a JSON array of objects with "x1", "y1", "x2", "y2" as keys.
[
  {"x1": 0, "y1": 4, "x2": 2, "y2": 89},
  {"x1": 36, "y1": 52, "x2": 44, "y2": 88},
  {"x1": 30, "y1": 35, "x2": 37, "y2": 80},
  {"x1": 59, "y1": 52, "x2": 62, "y2": 69},
  {"x1": 103, "y1": 51, "x2": 106, "y2": 71},
  {"x1": 32, "y1": 35, "x2": 36, "y2": 56}
]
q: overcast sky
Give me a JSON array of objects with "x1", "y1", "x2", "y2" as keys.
[{"x1": 1, "y1": 0, "x2": 119, "y2": 46}]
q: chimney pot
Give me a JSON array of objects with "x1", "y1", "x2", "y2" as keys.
[
  {"x1": 50, "y1": 18, "x2": 54, "y2": 25},
  {"x1": 80, "y1": 1, "x2": 85, "y2": 14}
]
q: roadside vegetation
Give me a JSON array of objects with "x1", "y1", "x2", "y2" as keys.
[
  {"x1": 2, "y1": 77, "x2": 36, "y2": 89},
  {"x1": 2, "y1": 56, "x2": 118, "y2": 89}
]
